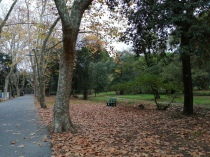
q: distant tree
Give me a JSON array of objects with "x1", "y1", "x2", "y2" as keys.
[
  {"x1": 45, "y1": 49, "x2": 60, "y2": 96},
  {"x1": 110, "y1": 52, "x2": 141, "y2": 94},
  {"x1": 72, "y1": 46, "x2": 111, "y2": 99},
  {"x1": 0, "y1": 52, "x2": 12, "y2": 91},
  {"x1": 90, "y1": 60, "x2": 111, "y2": 96},
  {"x1": 192, "y1": 68, "x2": 209, "y2": 90},
  {"x1": 73, "y1": 47, "x2": 91, "y2": 100},
  {"x1": 160, "y1": 53, "x2": 183, "y2": 93}
]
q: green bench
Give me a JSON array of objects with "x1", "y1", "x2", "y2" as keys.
[{"x1": 107, "y1": 98, "x2": 117, "y2": 106}]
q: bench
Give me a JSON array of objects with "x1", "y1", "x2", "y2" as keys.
[{"x1": 107, "y1": 98, "x2": 117, "y2": 106}]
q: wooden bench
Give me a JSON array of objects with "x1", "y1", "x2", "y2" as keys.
[{"x1": 107, "y1": 98, "x2": 117, "y2": 106}]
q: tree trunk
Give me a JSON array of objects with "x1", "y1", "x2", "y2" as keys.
[
  {"x1": 15, "y1": 85, "x2": 20, "y2": 97},
  {"x1": 53, "y1": 0, "x2": 93, "y2": 133},
  {"x1": 36, "y1": 48, "x2": 46, "y2": 108},
  {"x1": 181, "y1": 35, "x2": 193, "y2": 115},
  {"x1": 4, "y1": 78, "x2": 10, "y2": 100},
  {"x1": 83, "y1": 88, "x2": 88, "y2": 100},
  {"x1": 3, "y1": 67, "x2": 13, "y2": 100},
  {"x1": 53, "y1": 51, "x2": 76, "y2": 133},
  {"x1": 39, "y1": 74, "x2": 47, "y2": 108},
  {"x1": 182, "y1": 53, "x2": 193, "y2": 115},
  {"x1": 37, "y1": 17, "x2": 60, "y2": 108}
]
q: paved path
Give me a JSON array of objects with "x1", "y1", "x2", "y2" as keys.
[{"x1": 0, "y1": 95, "x2": 52, "y2": 157}]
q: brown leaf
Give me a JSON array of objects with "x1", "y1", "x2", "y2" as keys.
[
  {"x1": 18, "y1": 144, "x2": 25, "y2": 148},
  {"x1": 41, "y1": 135, "x2": 48, "y2": 142},
  {"x1": 10, "y1": 141, "x2": 16, "y2": 145}
]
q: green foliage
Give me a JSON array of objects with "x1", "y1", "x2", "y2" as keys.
[
  {"x1": 0, "y1": 52, "x2": 12, "y2": 90},
  {"x1": 192, "y1": 68, "x2": 209, "y2": 90},
  {"x1": 44, "y1": 49, "x2": 61, "y2": 95},
  {"x1": 0, "y1": 52, "x2": 12, "y2": 72},
  {"x1": 134, "y1": 74, "x2": 163, "y2": 91},
  {"x1": 109, "y1": 52, "x2": 142, "y2": 93},
  {"x1": 73, "y1": 47, "x2": 91, "y2": 99},
  {"x1": 90, "y1": 61, "x2": 110, "y2": 93},
  {"x1": 110, "y1": 81, "x2": 135, "y2": 94},
  {"x1": 109, "y1": 53, "x2": 183, "y2": 95},
  {"x1": 160, "y1": 53, "x2": 183, "y2": 92},
  {"x1": 109, "y1": 0, "x2": 210, "y2": 115},
  {"x1": 72, "y1": 47, "x2": 114, "y2": 99}
]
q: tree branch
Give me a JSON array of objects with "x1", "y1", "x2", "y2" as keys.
[
  {"x1": 45, "y1": 40, "x2": 62, "y2": 52},
  {"x1": 4, "y1": 22, "x2": 38, "y2": 26},
  {"x1": 0, "y1": 0, "x2": 17, "y2": 37}
]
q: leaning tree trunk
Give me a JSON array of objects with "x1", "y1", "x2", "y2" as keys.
[
  {"x1": 38, "y1": 17, "x2": 60, "y2": 109},
  {"x1": 53, "y1": 0, "x2": 93, "y2": 133}
]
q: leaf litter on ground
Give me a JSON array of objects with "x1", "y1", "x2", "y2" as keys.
[{"x1": 37, "y1": 97, "x2": 210, "y2": 157}]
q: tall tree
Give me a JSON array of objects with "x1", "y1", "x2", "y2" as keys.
[
  {"x1": 108, "y1": 0, "x2": 210, "y2": 115},
  {"x1": 73, "y1": 48, "x2": 91, "y2": 100},
  {"x1": 1, "y1": 2, "x2": 30, "y2": 100},
  {"x1": 36, "y1": 17, "x2": 60, "y2": 108},
  {"x1": 163, "y1": 0, "x2": 210, "y2": 115},
  {"x1": 53, "y1": 0, "x2": 93, "y2": 133}
]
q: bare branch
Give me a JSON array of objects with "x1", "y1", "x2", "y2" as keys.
[
  {"x1": 79, "y1": 31, "x2": 96, "y2": 34},
  {"x1": 0, "y1": 0, "x2": 18, "y2": 37},
  {"x1": 45, "y1": 40, "x2": 62, "y2": 52},
  {"x1": 4, "y1": 22, "x2": 37, "y2": 26}
]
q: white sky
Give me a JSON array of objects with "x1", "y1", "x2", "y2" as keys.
[{"x1": 0, "y1": 0, "x2": 12, "y2": 7}]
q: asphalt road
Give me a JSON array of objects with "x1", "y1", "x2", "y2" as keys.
[{"x1": 0, "y1": 95, "x2": 52, "y2": 157}]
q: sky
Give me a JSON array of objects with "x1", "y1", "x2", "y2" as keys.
[
  {"x1": 0, "y1": 0, "x2": 12, "y2": 7},
  {"x1": 0, "y1": 0, "x2": 8, "y2": 17}
]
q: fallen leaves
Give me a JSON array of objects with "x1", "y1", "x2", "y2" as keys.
[
  {"x1": 41, "y1": 135, "x2": 49, "y2": 142},
  {"x1": 18, "y1": 144, "x2": 25, "y2": 148},
  {"x1": 37, "y1": 98, "x2": 210, "y2": 157},
  {"x1": 10, "y1": 141, "x2": 16, "y2": 145},
  {"x1": 30, "y1": 132, "x2": 36, "y2": 136}
]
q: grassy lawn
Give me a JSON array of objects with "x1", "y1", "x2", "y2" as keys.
[{"x1": 89, "y1": 91, "x2": 210, "y2": 108}]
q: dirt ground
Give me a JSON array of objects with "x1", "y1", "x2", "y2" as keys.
[{"x1": 37, "y1": 97, "x2": 210, "y2": 157}]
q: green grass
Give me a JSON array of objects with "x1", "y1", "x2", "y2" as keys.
[
  {"x1": 193, "y1": 96, "x2": 210, "y2": 105},
  {"x1": 89, "y1": 91, "x2": 210, "y2": 107},
  {"x1": 193, "y1": 90, "x2": 210, "y2": 96}
]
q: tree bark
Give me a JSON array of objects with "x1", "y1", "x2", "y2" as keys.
[
  {"x1": 39, "y1": 74, "x2": 46, "y2": 108},
  {"x1": 181, "y1": 35, "x2": 193, "y2": 115},
  {"x1": 53, "y1": 0, "x2": 93, "y2": 133},
  {"x1": 37, "y1": 17, "x2": 60, "y2": 109},
  {"x1": 3, "y1": 67, "x2": 13, "y2": 100}
]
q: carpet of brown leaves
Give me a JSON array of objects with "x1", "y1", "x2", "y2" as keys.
[{"x1": 37, "y1": 97, "x2": 210, "y2": 157}]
